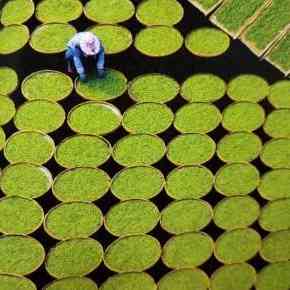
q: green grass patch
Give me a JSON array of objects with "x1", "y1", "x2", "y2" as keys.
[
  {"x1": 213, "y1": 196, "x2": 260, "y2": 230},
  {"x1": 215, "y1": 228, "x2": 261, "y2": 263},
  {"x1": 55, "y1": 134, "x2": 111, "y2": 168},
  {"x1": 260, "y1": 138, "x2": 290, "y2": 168},
  {"x1": 1, "y1": 0, "x2": 34, "y2": 25},
  {"x1": 0, "y1": 127, "x2": 5, "y2": 150},
  {"x1": 122, "y1": 102, "x2": 174, "y2": 134},
  {"x1": 242, "y1": 0, "x2": 290, "y2": 55},
  {"x1": 187, "y1": 0, "x2": 222, "y2": 15},
  {"x1": 211, "y1": 0, "x2": 268, "y2": 37},
  {"x1": 0, "y1": 97, "x2": 16, "y2": 126},
  {"x1": 4, "y1": 131, "x2": 55, "y2": 165},
  {"x1": 165, "y1": 165, "x2": 214, "y2": 199},
  {"x1": 263, "y1": 109, "x2": 290, "y2": 138},
  {"x1": 30, "y1": 23, "x2": 77, "y2": 53},
  {"x1": 36, "y1": 0, "x2": 83, "y2": 23},
  {"x1": 174, "y1": 103, "x2": 221, "y2": 133},
  {"x1": 158, "y1": 269, "x2": 209, "y2": 290},
  {"x1": 162, "y1": 232, "x2": 214, "y2": 268},
  {"x1": 105, "y1": 200, "x2": 160, "y2": 236},
  {"x1": 260, "y1": 230, "x2": 290, "y2": 262},
  {"x1": 0, "y1": 235, "x2": 45, "y2": 275},
  {"x1": 259, "y1": 198, "x2": 290, "y2": 232},
  {"x1": 0, "y1": 163, "x2": 52, "y2": 198},
  {"x1": 256, "y1": 261, "x2": 290, "y2": 290},
  {"x1": 227, "y1": 74, "x2": 269, "y2": 102},
  {"x1": 68, "y1": 101, "x2": 122, "y2": 135},
  {"x1": 167, "y1": 133, "x2": 216, "y2": 165},
  {"x1": 266, "y1": 32, "x2": 290, "y2": 74},
  {"x1": 0, "y1": 196, "x2": 44, "y2": 235},
  {"x1": 111, "y1": 166, "x2": 164, "y2": 200},
  {"x1": 128, "y1": 73, "x2": 180, "y2": 103},
  {"x1": 75, "y1": 69, "x2": 127, "y2": 101},
  {"x1": 104, "y1": 234, "x2": 161, "y2": 272},
  {"x1": 0, "y1": 25, "x2": 29, "y2": 55},
  {"x1": 0, "y1": 274, "x2": 36, "y2": 290},
  {"x1": 100, "y1": 272, "x2": 156, "y2": 290},
  {"x1": 161, "y1": 199, "x2": 213, "y2": 234},
  {"x1": 0, "y1": 67, "x2": 18, "y2": 95},
  {"x1": 22, "y1": 70, "x2": 73, "y2": 101},
  {"x1": 53, "y1": 167, "x2": 110, "y2": 202},
  {"x1": 211, "y1": 263, "x2": 256, "y2": 290},
  {"x1": 215, "y1": 162, "x2": 260, "y2": 196},
  {"x1": 181, "y1": 74, "x2": 226, "y2": 102},
  {"x1": 89, "y1": 25, "x2": 133, "y2": 54},
  {"x1": 44, "y1": 202, "x2": 103, "y2": 240},
  {"x1": 185, "y1": 27, "x2": 230, "y2": 57},
  {"x1": 268, "y1": 80, "x2": 290, "y2": 108},
  {"x1": 222, "y1": 101, "x2": 265, "y2": 132},
  {"x1": 45, "y1": 277, "x2": 97, "y2": 290},
  {"x1": 217, "y1": 132, "x2": 262, "y2": 162},
  {"x1": 136, "y1": 0, "x2": 184, "y2": 26},
  {"x1": 84, "y1": 0, "x2": 135, "y2": 24},
  {"x1": 46, "y1": 238, "x2": 103, "y2": 278},
  {"x1": 258, "y1": 169, "x2": 290, "y2": 200},
  {"x1": 14, "y1": 100, "x2": 65, "y2": 133},
  {"x1": 134, "y1": 26, "x2": 183, "y2": 57},
  {"x1": 113, "y1": 134, "x2": 166, "y2": 166}
]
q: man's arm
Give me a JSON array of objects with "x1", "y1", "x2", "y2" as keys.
[
  {"x1": 73, "y1": 48, "x2": 86, "y2": 81},
  {"x1": 96, "y1": 46, "x2": 105, "y2": 78}
]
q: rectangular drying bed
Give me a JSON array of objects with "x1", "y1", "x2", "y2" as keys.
[
  {"x1": 210, "y1": 0, "x2": 271, "y2": 38},
  {"x1": 241, "y1": 0, "x2": 290, "y2": 56},
  {"x1": 265, "y1": 29, "x2": 290, "y2": 75},
  {"x1": 187, "y1": 0, "x2": 224, "y2": 15}
]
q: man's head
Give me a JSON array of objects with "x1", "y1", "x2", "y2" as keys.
[{"x1": 80, "y1": 32, "x2": 101, "y2": 56}]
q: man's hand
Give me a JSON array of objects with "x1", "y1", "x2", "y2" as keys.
[
  {"x1": 79, "y1": 73, "x2": 87, "y2": 82},
  {"x1": 97, "y1": 69, "x2": 106, "y2": 79}
]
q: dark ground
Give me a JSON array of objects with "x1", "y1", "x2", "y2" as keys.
[{"x1": 0, "y1": 0, "x2": 286, "y2": 288}]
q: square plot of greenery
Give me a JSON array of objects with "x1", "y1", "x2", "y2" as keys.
[
  {"x1": 211, "y1": 0, "x2": 268, "y2": 37},
  {"x1": 266, "y1": 32, "x2": 290, "y2": 74},
  {"x1": 242, "y1": 0, "x2": 290, "y2": 55},
  {"x1": 188, "y1": 0, "x2": 223, "y2": 15}
]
